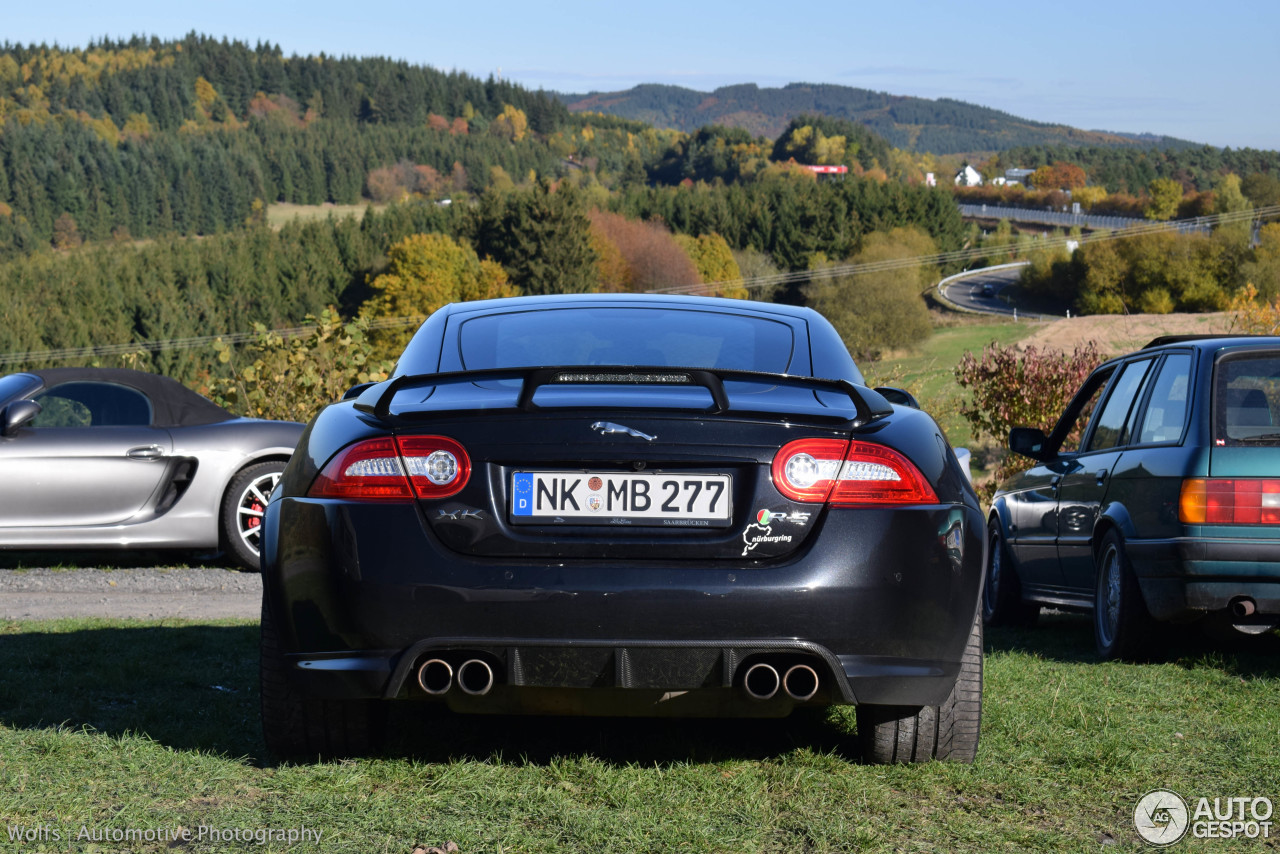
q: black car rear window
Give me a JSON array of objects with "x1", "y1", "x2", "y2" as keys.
[
  {"x1": 457, "y1": 307, "x2": 797, "y2": 374},
  {"x1": 1214, "y1": 352, "x2": 1280, "y2": 444}
]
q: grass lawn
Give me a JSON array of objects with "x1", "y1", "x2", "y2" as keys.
[
  {"x1": 3, "y1": 615, "x2": 1277, "y2": 852},
  {"x1": 868, "y1": 316, "x2": 1038, "y2": 448}
]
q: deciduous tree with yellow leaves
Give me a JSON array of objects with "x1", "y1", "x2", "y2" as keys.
[{"x1": 359, "y1": 233, "x2": 519, "y2": 359}]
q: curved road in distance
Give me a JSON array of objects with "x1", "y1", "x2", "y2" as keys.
[{"x1": 940, "y1": 265, "x2": 1028, "y2": 316}]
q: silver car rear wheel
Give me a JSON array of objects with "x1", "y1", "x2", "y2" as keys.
[{"x1": 222, "y1": 461, "x2": 285, "y2": 571}]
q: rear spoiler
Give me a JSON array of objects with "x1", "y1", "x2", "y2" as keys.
[{"x1": 352, "y1": 366, "x2": 894, "y2": 425}]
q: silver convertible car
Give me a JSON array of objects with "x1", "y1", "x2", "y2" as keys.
[{"x1": 0, "y1": 367, "x2": 302, "y2": 569}]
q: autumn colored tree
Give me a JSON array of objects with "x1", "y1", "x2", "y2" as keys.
[
  {"x1": 587, "y1": 218, "x2": 632, "y2": 292},
  {"x1": 777, "y1": 125, "x2": 847, "y2": 166},
  {"x1": 673, "y1": 233, "x2": 747, "y2": 298},
  {"x1": 51, "y1": 212, "x2": 83, "y2": 249},
  {"x1": 359, "y1": 233, "x2": 518, "y2": 358},
  {"x1": 366, "y1": 166, "x2": 408, "y2": 204},
  {"x1": 586, "y1": 209, "x2": 700, "y2": 293},
  {"x1": 1029, "y1": 161, "x2": 1086, "y2": 191},
  {"x1": 489, "y1": 104, "x2": 529, "y2": 142},
  {"x1": 1145, "y1": 177, "x2": 1184, "y2": 220},
  {"x1": 1072, "y1": 186, "x2": 1107, "y2": 209}
]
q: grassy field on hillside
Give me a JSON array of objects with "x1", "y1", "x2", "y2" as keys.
[
  {"x1": 266, "y1": 203, "x2": 382, "y2": 228},
  {"x1": 2, "y1": 615, "x2": 1277, "y2": 852},
  {"x1": 868, "y1": 316, "x2": 1037, "y2": 448}
]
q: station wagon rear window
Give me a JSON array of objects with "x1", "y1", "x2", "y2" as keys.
[
  {"x1": 457, "y1": 308, "x2": 796, "y2": 374},
  {"x1": 1214, "y1": 353, "x2": 1280, "y2": 444}
]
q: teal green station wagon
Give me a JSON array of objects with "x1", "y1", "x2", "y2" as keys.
[{"x1": 985, "y1": 336, "x2": 1280, "y2": 658}]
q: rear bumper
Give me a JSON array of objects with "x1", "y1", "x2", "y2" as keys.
[
  {"x1": 1127, "y1": 537, "x2": 1280, "y2": 620},
  {"x1": 261, "y1": 497, "x2": 984, "y2": 711}
]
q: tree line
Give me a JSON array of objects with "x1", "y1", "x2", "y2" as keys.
[
  {"x1": 989, "y1": 144, "x2": 1280, "y2": 197},
  {"x1": 0, "y1": 174, "x2": 968, "y2": 378}
]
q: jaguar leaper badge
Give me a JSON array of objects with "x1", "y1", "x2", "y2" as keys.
[{"x1": 591, "y1": 421, "x2": 656, "y2": 441}]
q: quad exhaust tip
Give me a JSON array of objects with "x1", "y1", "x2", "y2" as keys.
[
  {"x1": 417, "y1": 658, "x2": 453, "y2": 695},
  {"x1": 743, "y1": 663, "x2": 781, "y2": 700},
  {"x1": 457, "y1": 659, "x2": 495, "y2": 696},
  {"x1": 783, "y1": 664, "x2": 820, "y2": 702}
]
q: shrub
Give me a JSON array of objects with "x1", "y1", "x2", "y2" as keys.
[
  {"x1": 955, "y1": 340, "x2": 1106, "y2": 499},
  {"x1": 207, "y1": 309, "x2": 395, "y2": 423}
]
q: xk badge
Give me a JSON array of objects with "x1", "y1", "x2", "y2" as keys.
[{"x1": 437, "y1": 508, "x2": 485, "y2": 522}]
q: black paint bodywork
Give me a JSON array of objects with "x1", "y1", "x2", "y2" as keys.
[{"x1": 262, "y1": 295, "x2": 985, "y2": 716}]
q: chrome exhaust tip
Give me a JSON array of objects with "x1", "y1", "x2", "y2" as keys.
[
  {"x1": 417, "y1": 658, "x2": 453, "y2": 695},
  {"x1": 1231, "y1": 597, "x2": 1258, "y2": 618},
  {"x1": 783, "y1": 664, "x2": 820, "y2": 702},
  {"x1": 743, "y1": 662, "x2": 780, "y2": 700},
  {"x1": 457, "y1": 659, "x2": 495, "y2": 696}
]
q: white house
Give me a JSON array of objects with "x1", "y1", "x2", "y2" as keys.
[{"x1": 954, "y1": 165, "x2": 983, "y2": 187}]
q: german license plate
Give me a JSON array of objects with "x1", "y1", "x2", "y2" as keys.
[{"x1": 510, "y1": 471, "x2": 732, "y2": 527}]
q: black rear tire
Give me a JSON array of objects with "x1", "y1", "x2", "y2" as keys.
[
  {"x1": 856, "y1": 612, "x2": 983, "y2": 764},
  {"x1": 1093, "y1": 529, "x2": 1154, "y2": 660},
  {"x1": 221, "y1": 461, "x2": 285, "y2": 571},
  {"x1": 260, "y1": 600, "x2": 384, "y2": 761},
  {"x1": 982, "y1": 519, "x2": 1040, "y2": 627}
]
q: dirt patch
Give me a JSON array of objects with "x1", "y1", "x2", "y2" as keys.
[
  {"x1": 0, "y1": 568, "x2": 260, "y2": 620},
  {"x1": 1016, "y1": 312, "x2": 1236, "y2": 356}
]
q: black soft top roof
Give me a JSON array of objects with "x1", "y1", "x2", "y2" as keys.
[{"x1": 31, "y1": 367, "x2": 234, "y2": 428}]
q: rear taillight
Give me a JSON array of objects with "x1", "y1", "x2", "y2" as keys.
[
  {"x1": 772, "y1": 438, "x2": 937, "y2": 506},
  {"x1": 398, "y1": 436, "x2": 471, "y2": 499},
  {"x1": 308, "y1": 436, "x2": 470, "y2": 502},
  {"x1": 1179, "y1": 478, "x2": 1280, "y2": 524}
]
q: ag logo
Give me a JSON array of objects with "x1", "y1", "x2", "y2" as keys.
[{"x1": 1134, "y1": 789, "x2": 1189, "y2": 846}]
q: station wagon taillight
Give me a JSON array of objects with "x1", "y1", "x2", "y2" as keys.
[
  {"x1": 309, "y1": 436, "x2": 471, "y2": 501},
  {"x1": 772, "y1": 438, "x2": 937, "y2": 506},
  {"x1": 1179, "y1": 478, "x2": 1280, "y2": 525}
]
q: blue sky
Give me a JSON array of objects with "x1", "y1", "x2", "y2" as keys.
[{"x1": 6, "y1": 0, "x2": 1279, "y2": 150}]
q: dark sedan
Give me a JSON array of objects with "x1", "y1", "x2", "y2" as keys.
[
  {"x1": 260, "y1": 294, "x2": 985, "y2": 762},
  {"x1": 986, "y1": 335, "x2": 1280, "y2": 658}
]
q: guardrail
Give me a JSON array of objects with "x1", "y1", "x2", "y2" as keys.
[{"x1": 958, "y1": 203, "x2": 1212, "y2": 234}]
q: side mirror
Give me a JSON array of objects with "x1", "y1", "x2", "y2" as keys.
[
  {"x1": 1009, "y1": 427, "x2": 1049, "y2": 461},
  {"x1": 1, "y1": 399, "x2": 42, "y2": 437},
  {"x1": 343, "y1": 382, "x2": 376, "y2": 401},
  {"x1": 875, "y1": 386, "x2": 920, "y2": 409}
]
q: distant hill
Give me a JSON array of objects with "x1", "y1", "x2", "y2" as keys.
[{"x1": 557, "y1": 82, "x2": 1200, "y2": 154}]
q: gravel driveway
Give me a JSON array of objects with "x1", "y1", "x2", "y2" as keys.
[{"x1": 0, "y1": 568, "x2": 261, "y2": 620}]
